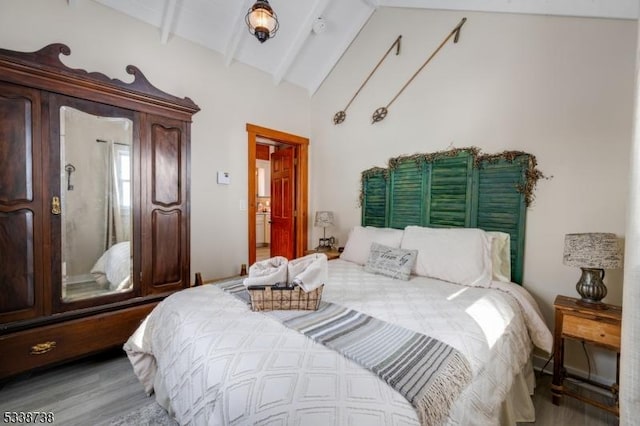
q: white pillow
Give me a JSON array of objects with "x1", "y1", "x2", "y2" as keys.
[
  {"x1": 364, "y1": 243, "x2": 418, "y2": 281},
  {"x1": 340, "y1": 226, "x2": 404, "y2": 265},
  {"x1": 400, "y1": 226, "x2": 492, "y2": 287},
  {"x1": 486, "y1": 231, "x2": 512, "y2": 282}
]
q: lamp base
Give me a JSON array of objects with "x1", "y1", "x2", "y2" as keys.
[{"x1": 576, "y1": 267, "x2": 609, "y2": 310}]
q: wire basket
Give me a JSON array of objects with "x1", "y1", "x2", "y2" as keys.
[{"x1": 247, "y1": 282, "x2": 323, "y2": 311}]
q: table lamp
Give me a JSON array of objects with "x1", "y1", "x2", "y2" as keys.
[
  {"x1": 563, "y1": 233, "x2": 623, "y2": 309},
  {"x1": 314, "y1": 211, "x2": 334, "y2": 251}
]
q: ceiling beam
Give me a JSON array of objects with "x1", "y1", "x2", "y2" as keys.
[
  {"x1": 224, "y1": 0, "x2": 254, "y2": 67},
  {"x1": 272, "y1": 0, "x2": 332, "y2": 86},
  {"x1": 160, "y1": 0, "x2": 182, "y2": 44}
]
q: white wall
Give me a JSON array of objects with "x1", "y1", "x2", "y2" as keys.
[
  {"x1": 311, "y1": 8, "x2": 636, "y2": 380},
  {"x1": 0, "y1": 0, "x2": 311, "y2": 279}
]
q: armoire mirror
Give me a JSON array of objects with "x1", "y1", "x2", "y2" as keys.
[{"x1": 60, "y1": 106, "x2": 133, "y2": 302}]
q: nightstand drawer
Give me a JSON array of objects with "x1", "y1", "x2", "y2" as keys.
[{"x1": 562, "y1": 314, "x2": 620, "y2": 349}]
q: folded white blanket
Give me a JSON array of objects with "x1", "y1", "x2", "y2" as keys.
[
  {"x1": 243, "y1": 256, "x2": 288, "y2": 288},
  {"x1": 288, "y1": 253, "x2": 328, "y2": 292}
]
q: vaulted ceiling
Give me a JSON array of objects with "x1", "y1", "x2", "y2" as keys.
[{"x1": 91, "y1": 0, "x2": 638, "y2": 95}]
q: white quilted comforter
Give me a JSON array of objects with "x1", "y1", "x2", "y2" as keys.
[{"x1": 125, "y1": 259, "x2": 552, "y2": 426}]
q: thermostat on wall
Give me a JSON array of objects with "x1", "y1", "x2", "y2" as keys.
[{"x1": 217, "y1": 171, "x2": 230, "y2": 185}]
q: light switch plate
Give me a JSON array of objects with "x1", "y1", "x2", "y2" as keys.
[{"x1": 217, "y1": 171, "x2": 230, "y2": 185}]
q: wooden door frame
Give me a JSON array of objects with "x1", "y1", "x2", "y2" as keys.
[{"x1": 246, "y1": 123, "x2": 308, "y2": 265}]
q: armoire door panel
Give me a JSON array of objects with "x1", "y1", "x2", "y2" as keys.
[
  {"x1": 0, "y1": 91, "x2": 34, "y2": 203},
  {"x1": 0, "y1": 82, "x2": 42, "y2": 324},
  {"x1": 151, "y1": 209, "x2": 181, "y2": 286},
  {"x1": 0, "y1": 210, "x2": 34, "y2": 314},
  {"x1": 142, "y1": 114, "x2": 189, "y2": 293},
  {"x1": 47, "y1": 94, "x2": 139, "y2": 314},
  {"x1": 152, "y1": 124, "x2": 182, "y2": 207}
]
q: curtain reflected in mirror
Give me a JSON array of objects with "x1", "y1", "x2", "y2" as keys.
[{"x1": 60, "y1": 106, "x2": 133, "y2": 302}]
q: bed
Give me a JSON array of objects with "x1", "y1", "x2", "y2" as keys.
[
  {"x1": 124, "y1": 148, "x2": 552, "y2": 425},
  {"x1": 90, "y1": 241, "x2": 132, "y2": 291}
]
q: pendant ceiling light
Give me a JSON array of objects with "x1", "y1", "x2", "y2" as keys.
[{"x1": 245, "y1": 0, "x2": 279, "y2": 44}]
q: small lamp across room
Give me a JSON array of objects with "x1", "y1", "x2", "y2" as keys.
[
  {"x1": 314, "y1": 211, "x2": 335, "y2": 251},
  {"x1": 563, "y1": 233, "x2": 623, "y2": 309}
]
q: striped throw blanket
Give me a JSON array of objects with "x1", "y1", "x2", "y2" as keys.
[{"x1": 218, "y1": 278, "x2": 472, "y2": 425}]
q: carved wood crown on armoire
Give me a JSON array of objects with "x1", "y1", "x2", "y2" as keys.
[{"x1": 0, "y1": 44, "x2": 199, "y2": 378}]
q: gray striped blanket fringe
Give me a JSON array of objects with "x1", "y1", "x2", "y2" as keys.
[{"x1": 217, "y1": 278, "x2": 472, "y2": 426}]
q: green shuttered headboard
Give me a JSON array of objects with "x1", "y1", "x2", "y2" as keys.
[{"x1": 361, "y1": 148, "x2": 541, "y2": 285}]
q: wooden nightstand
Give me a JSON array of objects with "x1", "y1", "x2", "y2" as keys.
[
  {"x1": 194, "y1": 272, "x2": 243, "y2": 286},
  {"x1": 304, "y1": 249, "x2": 341, "y2": 260},
  {"x1": 552, "y1": 295, "x2": 621, "y2": 416}
]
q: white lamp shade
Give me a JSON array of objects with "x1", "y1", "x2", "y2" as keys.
[
  {"x1": 563, "y1": 233, "x2": 623, "y2": 269},
  {"x1": 314, "y1": 211, "x2": 334, "y2": 227}
]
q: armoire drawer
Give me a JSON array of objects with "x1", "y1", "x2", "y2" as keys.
[{"x1": 0, "y1": 303, "x2": 156, "y2": 378}]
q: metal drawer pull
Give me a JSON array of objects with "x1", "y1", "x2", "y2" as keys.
[{"x1": 30, "y1": 341, "x2": 57, "y2": 355}]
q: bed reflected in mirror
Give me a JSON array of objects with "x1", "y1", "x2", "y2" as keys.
[{"x1": 60, "y1": 106, "x2": 133, "y2": 302}]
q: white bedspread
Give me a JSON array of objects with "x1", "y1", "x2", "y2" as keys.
[{"x1": 125, "y1": 259, "x2": 552, "y2": 426}]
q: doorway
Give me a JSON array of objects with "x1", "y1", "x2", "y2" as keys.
[{"x1": 246, "y1": 123, "x2": 309, "y2": 266}]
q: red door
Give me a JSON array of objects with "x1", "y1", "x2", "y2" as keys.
[{"x1": 270, "y1": 147, "x2": 295, "y2": 259}]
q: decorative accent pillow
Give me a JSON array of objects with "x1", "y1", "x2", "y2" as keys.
[
  {"x1": 340, "y1": 226, "x2": 404, "y2": 265},
  {"x1": 486, "y1": 231, "x2": 512, "y2": 282},
  {"x1": 400, "y1": 226, "x2": 492, "y2": 288},
  {"x1": 364, "y1": 243, "x2": 418, "y2": 281}
]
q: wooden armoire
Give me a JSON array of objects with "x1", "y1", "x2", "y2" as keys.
[{"x1": 0, "y1": 44, "x2": 199, "y2": 378}]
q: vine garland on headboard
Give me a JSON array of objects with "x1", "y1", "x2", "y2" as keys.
[
  {"x1": 359, "y1": 147, "x2": 547, "y2": 284},
  {"x1": 475, "y1": 150, "x2": 546, "y2": 207},
  {"x1": 360, "y1": 147, "x2": 545, "y2": 207}
]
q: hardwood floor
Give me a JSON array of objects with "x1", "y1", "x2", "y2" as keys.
[
  {"x1": 256, "y1": 245, "x2": 270, "y2": 261},
  {"x1": 0, "y1": 350, "x2": 619, "y2": 425},
  {"x1": 0, "y1": 349, "x2": 152, "y2": 426},
  {"x1": 519, "y1": 374, "x2": 618, "y2": 426}
]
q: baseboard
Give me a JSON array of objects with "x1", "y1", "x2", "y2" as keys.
[{"x1": 532, "y1": 354, "x2": 615, "y2": 396}]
